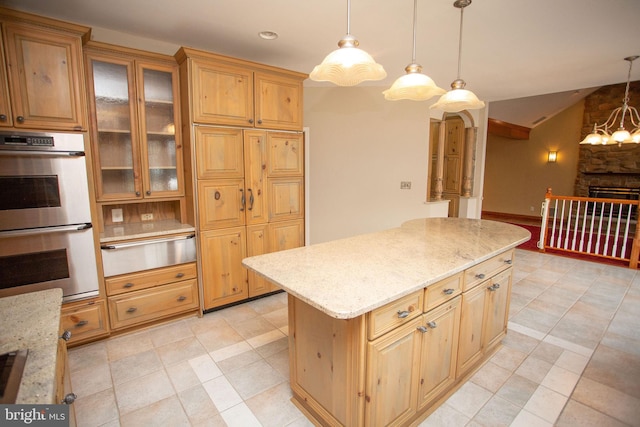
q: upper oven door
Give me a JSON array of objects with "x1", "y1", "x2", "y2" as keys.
[{"x1": 0, "y1": 132, "x2": 91, "y2": 231}]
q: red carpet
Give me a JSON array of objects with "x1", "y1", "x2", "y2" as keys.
[{"x1": 508, "y1": 222, "x2": 629, "y2": 267}]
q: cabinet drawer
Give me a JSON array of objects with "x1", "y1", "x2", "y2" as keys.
[
  {"x1": 367, "y1": 290, "x2": 423, "y2": 340},
  {"x1": 106, "y1": 262, "x2": 197, "y2": 296},
  {"x1": 108, "y1": 279, "x2": 199, "y2": 330},
  {"x1": 425, "y1": 273, "x2": 462, "y2": 311},
  {"x1": 463, "y1": 249, "x2": 514, "y2": 291},
  {"x1": 61, "y1": 299, "x2": 109, "y2": 344}
]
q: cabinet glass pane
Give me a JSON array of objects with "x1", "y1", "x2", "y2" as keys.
[
  {"x1": 92, "y1": 60, "x2": 135, "y2": 196},
  {"x1": 143, "y1": 68, "x2": 177, "y2": 192}
]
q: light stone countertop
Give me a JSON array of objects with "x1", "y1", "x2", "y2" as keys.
[
  {"x1": 100, "y1": 219, "x2": 195, "y2": 243},
  {"x1": 242, "y1": 218, "x2": 531, "y2": 319},
  {"x1": 0, "y1": 288, "x2": 63, "y2": 404}
]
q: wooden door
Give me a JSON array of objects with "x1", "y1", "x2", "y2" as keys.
[
  {"x1": 254, "y1": 71, "x2": 302, "y2": 131},
  {"x1": 266, "y1": 132, "x2": 304, "y2": 176},
  {"x1": 244, "y1": 130, "x2": 268, "y2": 225},
  {"x1": 0, "y1": 31, "x2": 12, "y2": 127},
  {"x1": 443, "y1": 117, "x2": 464, "y2": 217},
  {"x1": 190, "y1": 59, "x2": 253, "y2": 127},
  {"x1": 200, "y1": 227, "x2": 248, "y2": 310},
  {"x1": 268, "y1": 177, "x2": 304, "y2": 222},
  {"x1": 3, "y1": 22, "x2": 86, "y2": 130},
  {"x1": 483, "y1": 269, "x2": 512, "y2": 351},
  {"x1": 417, "y1": 296, "x2": 461, "y2": 409},
  {"x1": 246, "y1": 223, "x2": 273, "y2": 297},
  {"x1": 197, "y1": 179, "x2": 246, "y2": 230},
  {"x1": 365, "y1": 317, "x2": 421, "y2": 427},
  {"x1": 456, "y1": 282, "x2": 487, "y2": 377},
  {"x1": 195, "y1": 126, "x2": 244, "y2": 180}
]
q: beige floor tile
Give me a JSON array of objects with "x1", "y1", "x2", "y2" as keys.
[
  {"x1": 156, "y1": 335, "x2": 207, "y2": 367},
  {"x1": 509, "y1": 409, "x2": 553, "y2": 427},
  {"x1": 262, "y1": 307, "x2": 289, "y2": 329},
  {"x1": 203, "y1": 375, "x2": 243, "y2": 412},
  {"x1": 582, "y1": 344, "x2": 640, "y2": 399},
  {"x1": 529, "y1": 341, "x2": 564, "y2": 364},
  {"x1": 245, "y1": 382, "x2": 302, "y2": 427},
  {"x1": 255, "y1": 336, "x2": 288, "y2": 358},
  {"x1": 68, "y1": 341, "x2": 108, "y2": 372},
  {"x1": 511, "y1": 279, "x2": 550, "y2": 300},
  {"x1": 165, "y1": 360, "x2": 201, "y2": 393},
  {"x1": 188, "y1": 353, "x2": 222, "y2": 382},
  {"x1": 523, "y1": 385, "x2": 568, "y2": 424},
  {"x1": 501, "y1": 328, "x2": 541, "y2": 354},
  {"x1": 471, "y1": 394, "x2": 520, "y2": 427},
  {"x1": 542, "y1": 334, "x2": 593, "y2": 358},
  {"x1": 148, "y1": 319, "x2": 194, "y2": 347},
  {"x1": 601, "y1": 330, "x2": 640, "y2": 357},
  {"x1": 70, "y1": 362, "x2": 112, "y2": 397},
  {"x1": 110, "y1": 349, "x2": 162, "y2": 385},
  {"x1": 247, "y1": 329, "x2": 287, "y2": 348},
  {"x1": 226, "y1": 359, "x2": 286, "y2": 400},
  {"x1": 554, "y1": 349, "x2": 590, "y2": 375},
  {"x1": 231, "y1": 315, "x2": 279, "y2": 339},
  {"x1": 470, "y1": 361, "x2": 512, "y2": 393},
  {"x1": 105, "y1": 329, "x2": 154, "y2": 362},
  {"x1": 73, "y1": 387, "x2": 119, "y2": 426},
  {"x1": 178, "y1": 384, "x2": 224, "y2": 426},
  {"x1": 210, "y1": 341, "x2": 253, "y2": 362},
  {"x1": 488, "y1": 345, "x2": 528, "y2": 372},
  {"x1": 507, "y1": 321, "x2": 547, "y2": 341},
  {"x1": 216, "y1": 349, "x2": 262, "y2": 374},
  {"x1": 220, "y1": 402, "x2": 262, "y2": 427},
  {"x1": 444, "y1": 381, "x2": 493, "y2": 419},
  {"x1": 218, "y1": 304, "x2": 260, "y2": 323},
  {"x1": 264, "y1": 347, "x2": 290, "y2": 379},
  {"x1": 514, "y1": 356, "x2": 553, "y2": 384},
  {"x1": 245, "y1": 292, "x2": 287, "y2": 314},
  {"x1": 195, "y1": 322, "x2": 246, "y2": 353},
  {"x1": 495, "y1": 374, "x2": 538, "y2": 407},
  {"x1": 571, "y1": 377, "x2": 640, "y2": 426},
  {"x1": 114, "y1": 369, "x2": 175, "y2": 415},
  {"x1": 119, "y1": 395, "x2": 190, "y2": 427},
  {"x1": 187, "y1": 311, "x2": 231, "y2": 336},
  {"x1": 556, "y1": 399, "x2": 629, "y2": 427},
  {"x1": 540, "y1": 365, "x2": 580, "y2": 397},
  {"x1": 417, "y1": 402, "x2": 470, "y2": 427},
  {"x1": 509, "y1": 306, "x2": 561, "y2": 334}
]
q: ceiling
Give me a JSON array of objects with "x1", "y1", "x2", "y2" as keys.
[{"x1": 4, "y1": 0, "x2": 640, "y2": 128}]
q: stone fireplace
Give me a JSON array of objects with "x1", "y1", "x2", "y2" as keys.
[{"x1": 574, "y1": 81, "x2": 640, "y2": 197}]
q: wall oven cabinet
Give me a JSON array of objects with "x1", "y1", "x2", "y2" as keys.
[{"x1": 84, "y1": 42, "x2": 184, "y2": 202}]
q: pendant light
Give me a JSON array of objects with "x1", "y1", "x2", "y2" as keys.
[
  {"x1": 430, "y1": 0, "x2": 484, "y2": 112},
  {"x1": 383, "y1": 0, "x2": 445, "y2": 101},
  {"x1": 580, "y1": 56, "x2": 640, "y2": 146},
  {"x1": 309, "y1": 0, "x2": 386, "y2": 86}
]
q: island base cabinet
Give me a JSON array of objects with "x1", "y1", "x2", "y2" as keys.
[{"x1": 288, "y1": 295, "x2": 366, "y2": 427}]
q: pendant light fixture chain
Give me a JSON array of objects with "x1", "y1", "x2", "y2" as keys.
[
  {"x1": 411, "y1": 0, "x2": 418, "y2": 64},
  {"x1": 620, "y1": 55, "x2": 639, "y2": 127},
  {"x1": 346, "y1": 0, "x2": 351, "y2": 35},
  {"x1": 454, "y1": 0, "x2": 471, "y2": 80}
]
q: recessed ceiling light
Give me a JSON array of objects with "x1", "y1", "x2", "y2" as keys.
[{"x1": 259, "y1": 31, "x2": 278, "y2": 40}]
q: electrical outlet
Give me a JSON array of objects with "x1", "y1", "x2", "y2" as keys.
[
  {"x1": 400, "y1": 181, "x2": 412, "y2": 189},
  {"x1": 141, "y1": 213, "x2": 154, "y2": 221},
  {"x1": 111, "y1": 208, "x2": 123, "y2": 223}
]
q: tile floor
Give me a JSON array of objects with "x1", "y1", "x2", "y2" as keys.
[{"x1": 68, "y1": 249, "x2": 640, "y2": 426}]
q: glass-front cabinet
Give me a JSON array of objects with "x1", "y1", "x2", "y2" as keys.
[{"x1": 85, "y1": 43, "x2": 183, "y2": 201}]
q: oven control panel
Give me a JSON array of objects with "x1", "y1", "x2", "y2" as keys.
[{"x1": 0, "y1": 135, "x2": 54, "y2": 147}]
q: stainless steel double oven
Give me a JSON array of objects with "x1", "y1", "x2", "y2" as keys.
[{"x1": 0, "y1": 131, "x2": 99, "y2": 302}]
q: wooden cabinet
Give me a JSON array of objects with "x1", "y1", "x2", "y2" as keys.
[
  {"x1": 56, "y1": 325, "x2": 77, "y2": 425},
  {"x1": 177, "y1": 47, "x2": 305, "y2": 131},
  {"x1": 60, "y1": 298, "x2": 109, "y2": 346},
  {"x1": 105, "y1": 262, "x2": 199, "y2": 330},
  {"x1": 457, "y1": 266, "x2": 513, "y2": 377},
  {"x1": 0, "y1": 7, "x2": 89, "y2": 131},
  {"x1": 85, "y1": 42, "x2": 184, "y2": 201}
]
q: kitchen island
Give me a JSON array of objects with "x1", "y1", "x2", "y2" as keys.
[{"x1": 243, "y1": 218, "x2": 530, "y2": 426}]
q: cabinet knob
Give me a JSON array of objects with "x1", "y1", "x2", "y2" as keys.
[
  {"x1": 75, "y1": 320, "x2": 88, "y2": 327},
  {"x1": 146, "y1": 190, "x2": 151, "y2": 196},
  {"x1": 0, "y1": 114, "x2": 6, "y2": 121},
  {"x1": 177, "y1": 295, "x2": 187, "y2": 302},
  {"x1": 16, "y1": 115, "x2": 24, "y2": 123},
  {"x1": 176, "y1": 272, "x2": 185, "y2": 278},
  {"x1": 257, "y1": 119, "x2": 262, "y2": 124},
  {"x1": 60, "y1": 330, "x2": 72, "y2": 341},
  {"x1": 248, "y1": 118, "x2": 254, "y2": 124},
  {"x1": 62, "y1": 393, "x2": 77, "y2": 405},
  {"x1": 504, "y1": 259, "x2": 512, "y2": 265},
  {"x1": 126, "y1": 307, "x2": 137, "y2": 313},
  {"x1": 124, "y1": 282, "x2": 134, "y2": 288},
  {"x1": 443, "y1": 288, "x2": 454, "y2": 295},
  {"x1": 397, "y1": 310, "x2": 410, "y2": 319},
  {"x1": 475, "y1": 273, "x2": 485, "y2": 279},
  {"x1": 417, "y1": 326, "x2": 428, "y2": 333},
  {"x1": 487, "y1": 283, "x2": 500, "y2": 292},
  {"x1": 427, "y1": 321, "x2": 437, "y2": 329},
  {"x1": 135, "y1": 191, "x2": 141, "y2": 196}
]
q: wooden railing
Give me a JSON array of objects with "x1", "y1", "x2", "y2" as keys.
[{"x1": 539, "y1": 188, "x2": 640, "y2": 269}]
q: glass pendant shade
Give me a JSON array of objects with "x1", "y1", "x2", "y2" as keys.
[
  {"x1": 579, "y1": 132, "x2": 606, "y2": 145},
  {"x1": 632, "y1": 130, "x2": 640, "y2": 143},
  {"x1": 309, "y1": 35, "x2": 386, "y2": 86},
  {"x1": 430, "y1": 79, "x2": 485, "y2": 112},
  {"x1": 383, "y1": 63, "x2": 445, "y2": 101},
  {"x1": 611, "y1": 128, "x2": 631, "y2": 143}
]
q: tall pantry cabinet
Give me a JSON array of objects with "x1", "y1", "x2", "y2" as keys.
[{"x1": 175, "y1": 47, "x2": 306, "y2": 310}]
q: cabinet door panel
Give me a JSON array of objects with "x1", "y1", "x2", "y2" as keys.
[
  {"x1": 195, "y1": 126, "x2": 244, "y2": 179},
  {"x1": 0, "y1": 33, "x2": 12, "y2": 127},
  {"x1": 4, "y1": 23, "x2": 86, "y2": 130},
  {"x1": 483, "y1": 269, "x2": 512, "y2": 351},
  {"x1": 267, "y1": 132, "x2": 303, "y2": 176},
  {"x1": 269, "y1": 219, "x2": 304, "y2": 252},
  {"x1": 244, "y1": 130, "x2": 268, "y2": 224},
  {"x1": 366, "y1": 317, "x2": 421, "y2": 427},
  {"x1": 191, "y1": 60, "x2": 253, "y2": 126},
  {"x1": 268, "y1": 177, "x2": 304, "y2": 221},
  {"x1": 457, "y1": 283, "x2": 486, "y2": 377},
  {"x1": 418, "y1": 296, "x2": 461, "y2": 409},
  {"x1": 198, "y1": 179, "x2": 245, "y2": 230},
  {"x1": 247, "y1": 224, "x2": 275, "y2": 297},
  {"x1": 254, "y1": 72, "x2": 302, "y2": 131},
  {"x1": 200, "y1": 227, "x2": 248, "y2": 310}
]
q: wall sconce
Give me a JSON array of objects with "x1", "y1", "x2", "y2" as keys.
[{"x1": 548, "y1": 151, "x2": 558, "y2": 163}]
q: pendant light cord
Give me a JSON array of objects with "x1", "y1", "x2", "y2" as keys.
[
  {"x1": 346, "y1": 0, "x2": 351, "y2": 35},
  {"x1": 457, "y1": 5, "x2": 464, "y2": 80},
  {"x1": 411, "y1": 0, "x2": 418, "y2": 64}
]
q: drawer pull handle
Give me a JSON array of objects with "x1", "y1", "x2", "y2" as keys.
[
  {"x1": 177, "y1": 295, "x2": 187, "y2": 302},
  {"x1": 75, "y1": 320, "x2": 88, "y2": 327},
  {"x1": 60, "y1": 330, "x2": 72, "y2": 341},
  {"x1": 487, "y1": 283, "x2": 501, "y2": 292},
  {"x1": 124, "y1": 283, "x2": 134, "y2": 288},
  {"x1": 475, "y1": 273, "x2": 486, "y2": 279},
  {"x1": 176, "y1": 273, "x2": 185, "y2": 278},
  {"x1": 443, "y1": 288, "x2": 454, "y2": 295},
  {"x1": 397, "y1": 310, "x2": 410, "y2": 319},
  {"x1": 416, "y1": 326, "x2": 428, "y2": 333},
  {"x1": 62, "y1": 393, "x2": 77, "y2": 405},
  {"x1": 126, "y1": 307, "x2": 137, "y2": 313},
  {"x1": 504, "y1": 259, "x2": 512, "y2": 265},
  {"x1": 427, "y1": 321, "x2": 437, "y2": 329}
]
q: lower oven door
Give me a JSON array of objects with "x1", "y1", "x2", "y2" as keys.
[
  {"x1": 0, "y1": 224, "x2": 100, "y2": 302},
  {"x1": 101, "y1": 234, "x2": 197, "y2": 277}
]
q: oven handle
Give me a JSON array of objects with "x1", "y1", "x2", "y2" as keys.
[
  {"x1": 0, "y1": 223, "x2": 92, "y2": 238},
  {"x1": 0, "y1": 150, "x2": 85, "y2": 157},
  {"x1": 101, "y1": 234, "x2": 195, "y2": 250}
]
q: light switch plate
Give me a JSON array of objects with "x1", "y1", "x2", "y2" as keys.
[
  {"x1": 400, "y1": 181, "x2": 412, "y2": 189},
  {"x1": 111, "y1": 208, "x2": 123, "y2": 223}
]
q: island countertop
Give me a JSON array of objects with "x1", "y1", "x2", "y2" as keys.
[
  {"x1": 0, "y1": 288, "x2": 63, "y2": 404},
  {"x1": 242, "y1": 218, "x2": 530, "y2": 319}
]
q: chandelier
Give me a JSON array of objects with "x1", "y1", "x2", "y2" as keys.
[
  {"x1": 309, "y1": 0, "x2": 386, "y2": 86},
  {"x1": 580, "y1": 56, "x2": 640, "y2": 146}
]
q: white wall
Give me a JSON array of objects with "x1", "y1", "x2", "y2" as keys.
[{"x1": 304, "y1": 86, "x2": 487, "y2": 244}]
